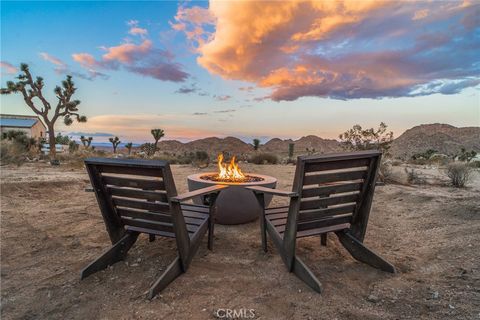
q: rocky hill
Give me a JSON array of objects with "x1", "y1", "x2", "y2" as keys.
[
  {"x1": 144, "y1": 123, "x2": 479, "y2": 160},
  {"x1": 390, "y1": 124, "x2": 480, "y2": 159},
  {"x1": 154, "y1": 135, "x2": 342, "y2": 158},
  {"x1": 263, "y1": 135, "x2": 341, "y2": 154}
]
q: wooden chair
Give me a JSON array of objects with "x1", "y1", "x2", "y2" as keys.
[
  {"x1": 248, "y1": 151, "x2": 395, "y2": 293},
  {"x1": 81, "y1": 158, "x2": 227, "y2": 299}
]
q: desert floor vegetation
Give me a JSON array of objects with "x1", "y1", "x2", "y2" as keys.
[{"x1": 1, "y1": 161, "x2": 479, "y2": 319}]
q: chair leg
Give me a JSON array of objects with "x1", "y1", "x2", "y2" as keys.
[
  {"x1": 336, "y1": 230, "x2": 396, "y2": 273},
  {"x1": 148, "y1": 256, "x2": 183, "y2": 299},
  {"x1": 208, "y1": 218, "x2": 214, "y2": 251},
  {"x1": 292, "y1": 256, "x2": 322, "y2": 293},
  {"x1": 80, "y1": 231, "x2": 138, "y2": 279},
  {"x1": 260, "y1": 216, "x2": 268, "y2": 253},
  {"x1": 320, "y1": 233, "x2": 327, "y2": 246}
]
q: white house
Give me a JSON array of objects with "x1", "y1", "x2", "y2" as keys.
[{"x1": 0, "y1": 114, "x2": 47, "y2": 139}]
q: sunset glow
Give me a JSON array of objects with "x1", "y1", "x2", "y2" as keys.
[{"x1": 1, "y1": 1, "x2": 478, "y2": 142}]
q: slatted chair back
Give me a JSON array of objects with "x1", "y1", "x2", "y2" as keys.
[
  {"x1": 84, "y1": 158, "x2": 180, "y2": 243},
  {"x1": 288, "y1": 150, "x2": 382, "y2": 240}
]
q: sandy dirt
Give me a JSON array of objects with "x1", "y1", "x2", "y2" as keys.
[{"x1": 1, "y1": 162, "x2": 479, "y2": 319}]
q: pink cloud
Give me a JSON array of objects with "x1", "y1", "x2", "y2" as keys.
[
  {"x1": 39, "y1": 52, "x2": 66, "y2": 67},
  {"x1": 0, "y1": 61, "x2": 18, "y2": 74},
  {"x1": 129, "y1": 27, "x2": 148, "y2": 36},
  {"x1": 102, "y1": 40, "x2": 152, "y2": 64},
  {"x1": 177, "y1": 0, "x2": 479, "y2": 101},
  {"x1": 72, "y1": 23, "x2": 188, "y2": 82}
]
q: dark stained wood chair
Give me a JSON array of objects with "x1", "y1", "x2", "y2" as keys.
[
  {"x1": 248, "y1": 151, "x2": 395, "y2": 293},
  {"x1": 81, "y1": 158, "x2": 227, "y2": 299}
]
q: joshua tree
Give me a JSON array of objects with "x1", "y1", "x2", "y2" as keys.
[
  {"x1": 253, "y1": 138, "x2": 260, "y2": 151},
  {"x1": 288, "y1": 143, "x2": 295, "y2": 159},
  {"x1": 1, "y1": 63, "x2": 87, "y2": 161},
  {"x1": 125, "y1": 142, "x2": 133, "y2": 155},
  {"x1": 80, "y1": 135, "x2": 93, "y2": 149},
  {"x1": 109, "y1": 136, "x2": 121, "y2": 153},
  {"x1": 151, "y1": 129, "x2": 164, "y2": 150}
]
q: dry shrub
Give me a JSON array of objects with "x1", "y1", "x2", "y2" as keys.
[
  {"x1": 249, "y1": 153, "x2": 278, "y2": 164},
  {"x1": 378, "y1": 161, "x2": 393, "y2": 183},
  {"x1": 404, "y1": 167, "x2": 425, "y2": 185},
  {"x1": 0, "y1": 141, "x2": 27, "y2": 166},
  {"x1": 446, "y1": 162, "x2": 472, "y2": 188}
]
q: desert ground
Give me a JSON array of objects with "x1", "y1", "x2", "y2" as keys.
[{"x1": 1, "y1": 162, "x2": 479, "y2": 319}]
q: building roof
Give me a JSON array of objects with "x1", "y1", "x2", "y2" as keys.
[{"x1": 0, "y1": 118, "x2": 38, "y2": 128}]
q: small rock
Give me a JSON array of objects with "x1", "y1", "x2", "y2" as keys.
[
  {"x1": 448, "y1": 304, "x2": 455, "y2": 309},
  {"x1": 130, "y1": 263, "x2": 139, "y2": 267},
  {"x1": 432, "y1": 291, "x2": 439, "y2": 300},
  {"x1": 367, "y1": 294, "x2": 380, "y2": 303}
]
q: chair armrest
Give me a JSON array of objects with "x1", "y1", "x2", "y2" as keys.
[
  {"x1": 246, "y1": 185, "x2": 298, "y2": 197},
  {"x1": 171, "y1": 185, "x2": 229, "y2": 203}
]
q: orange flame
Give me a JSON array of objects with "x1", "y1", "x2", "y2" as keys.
[{"x1": 217, "y1": 153, "x2": 245, "y2": 181}]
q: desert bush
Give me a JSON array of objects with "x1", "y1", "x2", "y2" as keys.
[
  {"x1": 404, "y1": 167, "x2": 425, "y2": 185},
  {"x1": 446, "y1": 162, "x2": 472, "y2": 187},
  {"x1": 55, "y1": 133, "x2": 71, "y2": 145},
  {"x1": 378, "y1": 161, "x2": 393, "y2": 183},
  {"x1": 456, "y1": 148, "x2": 477, "y2": 162},
  {"x1": 249, "y1": 153, "x2": 278, "y2": 164},
  {"x1": 68, "y1": 141, "x2": 79, "y2": 153},
  {"x1": 411, "y1": 149, "x2": 437, "y2": 160},
  {"x1": 469, "y1": 161, "x2": 480, "y2": 168},
  {"x1": 192, "y1": 151, "x2": 209, "y2": 168},
  {"x1": 140, "y1": 143, "x2": 156, "y2": 157},
  {"x1": 0, "y1": 141, "x2": 27, "y2": 165},
  {"x1": 339, "y1": 122, "x2": 394, "y2": 156}
]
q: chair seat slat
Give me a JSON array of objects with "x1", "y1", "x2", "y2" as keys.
[
  {"x1": 117, "y1": 208, "x2": 172, "y2": 224},
  {"x1": 296, "y1": 223, "x2": 351, "y2": 238}
]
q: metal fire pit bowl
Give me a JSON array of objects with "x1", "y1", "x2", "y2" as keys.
[{"x1": 187, "y1": 173, "x2": 277, "y2": 225}]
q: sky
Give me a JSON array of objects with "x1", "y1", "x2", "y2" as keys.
[{"x1": 1, "y1": 0, "x2": 479, "y2": 144}]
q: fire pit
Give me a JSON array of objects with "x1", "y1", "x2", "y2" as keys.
[{"x1": 187, "y1": 154, "x2": 277, "y2": 225}]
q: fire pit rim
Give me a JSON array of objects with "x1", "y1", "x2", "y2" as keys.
[{"x1": 187, "y1": 172, "x2": 277, "y2": 186}]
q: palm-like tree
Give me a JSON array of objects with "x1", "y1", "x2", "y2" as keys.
[
  {"x1": 125, "y1": 142, "x2": 133, "y2": 155},
  {"x1": 151, "y1": 129, "x2": 165, "y2": 150},
  {"x1": 253, "y1": 138, "x2": 260, "y2": 151},
  {"x1": 109, "y1": 136, "x2": 121, "y2": 153}
]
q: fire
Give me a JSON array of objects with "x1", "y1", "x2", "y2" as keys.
[{"x1": 217, "y1": 153, "x2": 245, "y2": 181}]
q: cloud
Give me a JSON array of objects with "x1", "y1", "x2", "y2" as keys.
[
  {"x1": 213, "y1": 94, "x2": 231, "y2": 101},
  {"x1": 67, "y1": 131, "x2": 114, "y2": 137},
  {"x1": 214, "y1": 109, "x2": 236, "y2": 113},
  {"x1": 176, "y1": 84, "x2": 198, "y2": 94},
  {"x1": 39, "y1": 52, "x2": 108, "y2": 80},
  {"x1": 178, "y1": 0, "x2": 480, "y2": 101},
  {"x1": 170, "y1": 5, "x2": 216, "y2": 49},
  {"x1": 192, "y1": 112, "x2": 208, "y2": 116},
  {"x1": 0, "y1": 61, "x2": 18, "y2": 74},
  {"x1": 127, "y1": 20, "x2": 148, "y2": 37},
  {"x1": 72, "y1": 22, "x2": 189, "y2": 82}
]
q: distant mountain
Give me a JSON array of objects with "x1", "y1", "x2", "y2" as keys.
[
  {"x1": 152, "y1": 135, "x2": 342, "y2": 158},
  {"x1": 390, "y1": 123, "x2": 480, "y2": 159},
  {"x1": 263, "y1": 135, "x2": 341, "y2": 154}
]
